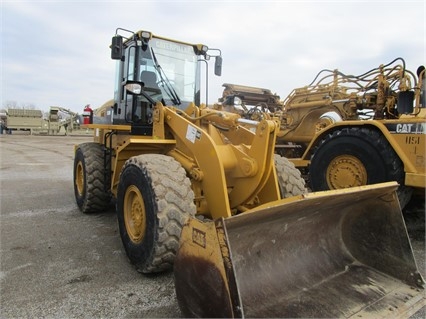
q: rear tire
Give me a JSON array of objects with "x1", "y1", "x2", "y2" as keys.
[
  {"x1": 117, "y1": 154, "x2": 195, "y2": 273},
  {"x1": 73, "y1": 142, "x2": 111, "y2": 213},
  {"x1": 309, "y1": 127, "x2": 412, "y2": 208},
  {"x1": 274, "y1": 154, "x2": 307, "y2": 198}
]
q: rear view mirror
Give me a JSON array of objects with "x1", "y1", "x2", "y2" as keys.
[
  {"x1": 111, "y1": 35, "x2": 123, "y2": 60},
  {"x1": 215, "y1": 56, "x2": 222, "y2": 76}
]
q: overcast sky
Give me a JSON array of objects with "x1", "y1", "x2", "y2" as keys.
[{"x1": 1, "y1": 0, "x2": 425, "y2": 114}]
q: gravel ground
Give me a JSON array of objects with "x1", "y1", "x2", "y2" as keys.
[
  {"x1": 0, "y1": 134, "x2": 182, "y2": 318},
  {"x1": 0, "y1": 134, "x2": 424, "y2": 318}
]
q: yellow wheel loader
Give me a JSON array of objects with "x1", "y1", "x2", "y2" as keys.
[{"x1": 73, "y1": 29, "x2": 425, "y2": 317}]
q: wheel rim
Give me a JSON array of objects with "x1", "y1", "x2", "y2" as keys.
[
  {"x1": 326, "y1": 155, "x2": 368, "y2": 189},
  {"x1": 76, "y1": 161, "x2": 85, "y2": 196},
  {"x1": 124, "y1": 185, "x2": 146, "y2": 244}
]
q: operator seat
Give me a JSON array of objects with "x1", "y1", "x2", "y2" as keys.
[{"x1": 140, "y1": 71, "x2": 160, "y2": 90}]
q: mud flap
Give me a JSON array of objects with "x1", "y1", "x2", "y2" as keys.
[{"x1": 174, "y1": 182, "x2": 425, "y2": 318}]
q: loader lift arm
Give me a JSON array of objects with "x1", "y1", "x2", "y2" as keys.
[{"x1": 154, "y1": 104, "x2": 281, "y2": 218}]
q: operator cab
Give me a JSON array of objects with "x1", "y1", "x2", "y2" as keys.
[{"x1": 110, "y1": 29, "x2": 222, "y2": 135}]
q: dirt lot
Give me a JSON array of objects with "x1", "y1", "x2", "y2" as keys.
[{"x1": 1, "y1": 134, "x2": 425, "y2": 318}]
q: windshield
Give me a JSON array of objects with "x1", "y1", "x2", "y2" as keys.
[{"x1": 138, "y1": 38, "x2": 200, "y2": 109}]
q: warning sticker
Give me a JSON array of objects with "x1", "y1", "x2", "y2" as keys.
[
  {"x1": 192, "y1": 228, "x2": 206, "y2": 248},
  {"x1": 186, "y1": 125, "x2": 201, "y2": 143}
]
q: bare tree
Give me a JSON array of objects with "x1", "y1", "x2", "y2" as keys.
[
  {"x1": 20, "y1": 102, "x2": 36, "y2": 109},
  {"x1": 4, "y1": 100, "x2": 18, "y2": 109},
  {"x1": 3, "y1": 100, "x2": 39, "y2": 110}
]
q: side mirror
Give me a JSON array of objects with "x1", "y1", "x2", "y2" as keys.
[
  {"x1": 111, "y1": 35, "x2": 123, "y2": 60},
  {"x1": 215, "y1": 56, "x2": 222, "y2": 76}
]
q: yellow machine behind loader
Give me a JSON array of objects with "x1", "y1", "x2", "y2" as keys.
[
  {"x1": 218, "y1": 59, "x2": 426, "y2": 208},
  {"x1": 73, "y1": 29, "x2": 425, "y2": 317}
]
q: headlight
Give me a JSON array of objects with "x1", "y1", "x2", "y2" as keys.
[{"x1": 125, "y1": 83, "x2": 142, "y2": 95}]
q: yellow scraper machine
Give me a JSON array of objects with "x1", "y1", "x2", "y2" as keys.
[{"x1": 73, "y1": 27, "x2": 425, "y2": 318}]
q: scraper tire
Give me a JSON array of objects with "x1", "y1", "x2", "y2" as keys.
[
  {"x1": 274, "y1": 154, "x2": 307, "y2": 198},
  {"x1": 117, "y1": 154, "x2": 196, "y2": 273},
  {"x1": 309, "y1": 127, "x2": 412, "y2": 208},
  {"x1": 74, "y1": 142, "x2": 111, "y2": 213}
]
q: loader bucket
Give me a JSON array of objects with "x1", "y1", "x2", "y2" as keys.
[{"x1": 174, "y1": 182, "x2": 425, "y2": 318}]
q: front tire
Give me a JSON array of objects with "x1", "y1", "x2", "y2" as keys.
[
  {"x1": 309, "y1": 127, "x2": 412, "y2": 208},
  {"x1": 73, "y1": 142, "x2": 111, "y2": 213},
  {"x1": 274, "y1": 154, "x2": 307, "y2": 198},
  {"x1": 117, "y1": 154, "x2": 195, "y2": 273}
]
